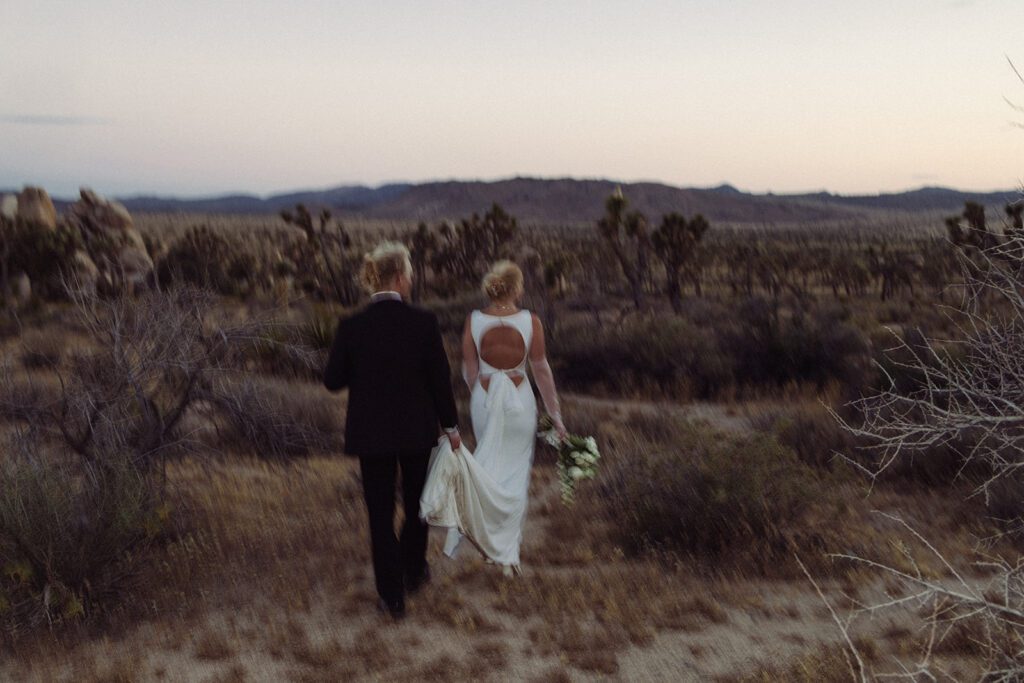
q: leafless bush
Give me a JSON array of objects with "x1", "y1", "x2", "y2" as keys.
[
  {"x1": 830, "y1": 232, "x2": 1024, "y2": 500},
  {"x1": 0, "y1": 282, "x2": 308, "y2": 633},
  {"x1": 827, "y1": 228, "x2": 1024, "y2": 678}
]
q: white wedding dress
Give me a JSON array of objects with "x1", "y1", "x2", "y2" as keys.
[{"x1": 420, "y1": 309, "x2": 540, "y2": 569}]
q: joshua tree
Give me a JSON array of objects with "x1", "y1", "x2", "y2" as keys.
[
  {"x1": 280, "y1": 204, "x2": 358, "y2": 305},
  {"x1": 650, "y1": 212, "x2": 710, "y2": 313},
  {"x1": 1006, "y1": 200, "x2": 1024, "y2": 234},
  {"x1": 946, "y1": 200, "x2": 995, "y2": 251},
  {"x1": 433, "y1": 203, "x2": 519, "y2": 286},
  {"x1": 596, "y1": 188, "x2": 650, "y2": 311},
  {"x1": 409, "y1": 222, "x2": 437, "y2": 302},
  {"x1": 867, "y1": 242, "x2": 917, "y2": 301}
]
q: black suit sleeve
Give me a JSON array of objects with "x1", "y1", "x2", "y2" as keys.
[
  {"x1": 323, "y1": 318, "x2": 350, "y2": 392},
  {"x1": 424, "y1": 313, "x2": 458, "y2": 430}
]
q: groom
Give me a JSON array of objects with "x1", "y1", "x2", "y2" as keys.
[{"x1": 323, "y1": 242, "x2": 460, "y2": 620}]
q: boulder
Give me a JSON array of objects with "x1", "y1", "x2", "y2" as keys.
[
  {"x1": 0, "y1": 194, "x2": 16, "y2": 221},
  {"x1": 73, "y1": 188, "x2": 135, "y2": 233},
  {"x1": 118, "y1": 246, "x2": 154, "y2": 289},
  {"x1": 72, "y1": 250, "x2": 100, "y2": 292},
  {"x1": 15, "y1": 187, "x2": 56, "y2": 230},
  {"x1": 67, "y1": 187, "x2": 154, "y2": 290}
]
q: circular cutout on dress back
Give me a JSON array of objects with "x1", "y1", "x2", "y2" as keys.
[{"x1": 479, "y1": 325, "x2": 528, "y2": 389}]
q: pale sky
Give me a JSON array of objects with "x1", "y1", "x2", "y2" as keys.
[{"x1": 1, "y1": 1, "x2": 1022, "y2": 197}]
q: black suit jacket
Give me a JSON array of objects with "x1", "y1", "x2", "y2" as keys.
[{"x1": 323, "y1": 299, "x2": 459, "y2": 456}]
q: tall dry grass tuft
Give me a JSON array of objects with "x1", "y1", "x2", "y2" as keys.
[{"x1": 208, "y1": 376, "x2": 344, "y2": 460}]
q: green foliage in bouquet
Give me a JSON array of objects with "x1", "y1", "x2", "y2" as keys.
[{"x1": 539, "y1": 415, "x2": 601, "y2": 505}]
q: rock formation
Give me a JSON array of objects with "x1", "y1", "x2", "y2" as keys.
[
  {"x1": 15, "y1": 186, "x2": 57, "y2": 230},
  {"x1": 0, "y1": 186, "x2": 155, "y2": 300},
  {"x1": 66, "y1": 188, "x2": 154, "y2": 291},
  {"x1": 0, "y1": 194, "x2": 17, "y2": 221}
]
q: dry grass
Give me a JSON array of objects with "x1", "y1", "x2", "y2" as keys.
[
  {"x1": 737, "y1": 641, "x2": 876, "y2": 682},
  {"x1": 0, "y1": 368, "x2": 1008, "y2": 680}
]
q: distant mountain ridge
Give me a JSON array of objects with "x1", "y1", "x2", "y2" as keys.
[{"x1": 3, "y1": 179, "x2": 1018, "y2": 224}]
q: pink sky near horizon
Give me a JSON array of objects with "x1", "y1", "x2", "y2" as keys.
[{"x1": 1, "y1": 0, "x2": 1023, "y2": 197}]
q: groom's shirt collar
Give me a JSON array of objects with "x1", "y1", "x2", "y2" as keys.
[{"x1": 370, "y1": 291, "x2": 402, "y2": 303}]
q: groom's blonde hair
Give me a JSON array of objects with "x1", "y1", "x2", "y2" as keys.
[{"x1": 360, "y1": 241, "x2": 412, "y2": 293}]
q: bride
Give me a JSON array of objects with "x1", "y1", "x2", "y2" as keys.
[{"x1": 420, "y1": 260, "x2": 566, "y2": 575}]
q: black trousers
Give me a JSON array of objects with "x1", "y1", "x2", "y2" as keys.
[{"x1": 358, "y1": 449, "x2": 431, "y2": 606}]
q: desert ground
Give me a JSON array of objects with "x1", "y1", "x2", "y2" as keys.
[{"x1": 0, "y1": 191, "x2": 1021, "y2": 681}]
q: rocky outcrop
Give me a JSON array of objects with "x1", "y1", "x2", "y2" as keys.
[
  {"x1": 66, "y1": 188, "x2": 154, "y2": 291},
  {"x1": 1, "y1": 194, "x2": 17, "y2": 221},
  {"x1": 15, "y1": 187, "x2": 57, "y2": 230},
  {"x1": 1, "y1": 186, "x2": 155, "y2": 299},
  {"x1": 72, "y1": 250, "x2": 100, "y2": 291}
]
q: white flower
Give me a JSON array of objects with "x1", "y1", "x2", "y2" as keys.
[
  {"x1": 585, "y1": 437, "x2": 599, "y2": 455},
  {"x1": 568, "y1": 466, "x2": 585, "y2": 480}
]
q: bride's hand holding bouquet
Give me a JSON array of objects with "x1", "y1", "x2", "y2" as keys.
[{"x1": 538, "y1": 415, "x2": 601, "y2": 506}]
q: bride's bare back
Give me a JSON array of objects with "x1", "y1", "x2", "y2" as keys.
[{"x1": 478, "y1": 324, "x2": 527, "y2": 389}]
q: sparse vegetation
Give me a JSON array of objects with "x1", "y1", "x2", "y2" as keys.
[{"x1": 0, "y1": 190, "x2": 1014, "y2": 679}]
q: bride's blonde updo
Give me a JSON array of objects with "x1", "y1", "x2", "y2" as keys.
[
  {"x1": 360, "y1": 241, "x2": 412, "y2": 293},
  {"x1": 482, "y1": 260, "x2": 524, "y2": 302}
]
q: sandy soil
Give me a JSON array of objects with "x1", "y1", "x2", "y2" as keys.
[{"x1": 0, "y1": 396, "x2": 991, "y2": 682}]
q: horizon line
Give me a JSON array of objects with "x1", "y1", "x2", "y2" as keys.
[{"x1": 2, "y1": 175, "x2": 1021, "y2": 203}]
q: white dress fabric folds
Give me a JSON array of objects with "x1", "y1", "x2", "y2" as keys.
[{"x1": 419, "y1": 310, "x2": 537, "y2": 567}]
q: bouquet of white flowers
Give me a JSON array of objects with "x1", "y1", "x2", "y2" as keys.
[{"x1": 538, "y1": 415, "x2": 601, "y2": 506}]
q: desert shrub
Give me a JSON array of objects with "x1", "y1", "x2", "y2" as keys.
[
  {"x1": 554, "y1": 315, "x2": 733, "y2": 399},
  {"x1": 18, "y1": 329, "x2": 64, "y2": 369},
  {"x1": 0, "y1": 286, "x2": 299, "y2": 634},
  {"x1": 2, "y1": 219, "x2": 83, "y2": 300},
  {"x1": 302, "y1": 306, "x2": 339, "y2": 351},
  {"x1": 157, "y1": 225, "x2": 259, "y2": 296},
  {"x1": 209, "y1": 377, "x2": 344, "y2": 459},
  {"x1": 245, "y1": 322, "x2": 325, "y2": 380},
  {"x1": 986, "y1": 474, "x2": 1024, "y2": 543},
  {"x1": 0, "y1": 448, "x2": 162, "y2": 631},
  {"x1": 596, "y1": 422, "x2": 823, "y2": 571},
  {"x1": 427, "y1": 291, "x2": 485, "y2": 335},
  {"x1": 0, "y1": 373, "x2": 58, "y2": 423},
  {"x1": 761, "y1": 404, "x2": 853, "y2": 469},
  {"x1": 552, "y1": 298, "x2": 868, "y2": 399},
  {"x1": 719, "y1": 298, "x2": 869, "y2": 392}
]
